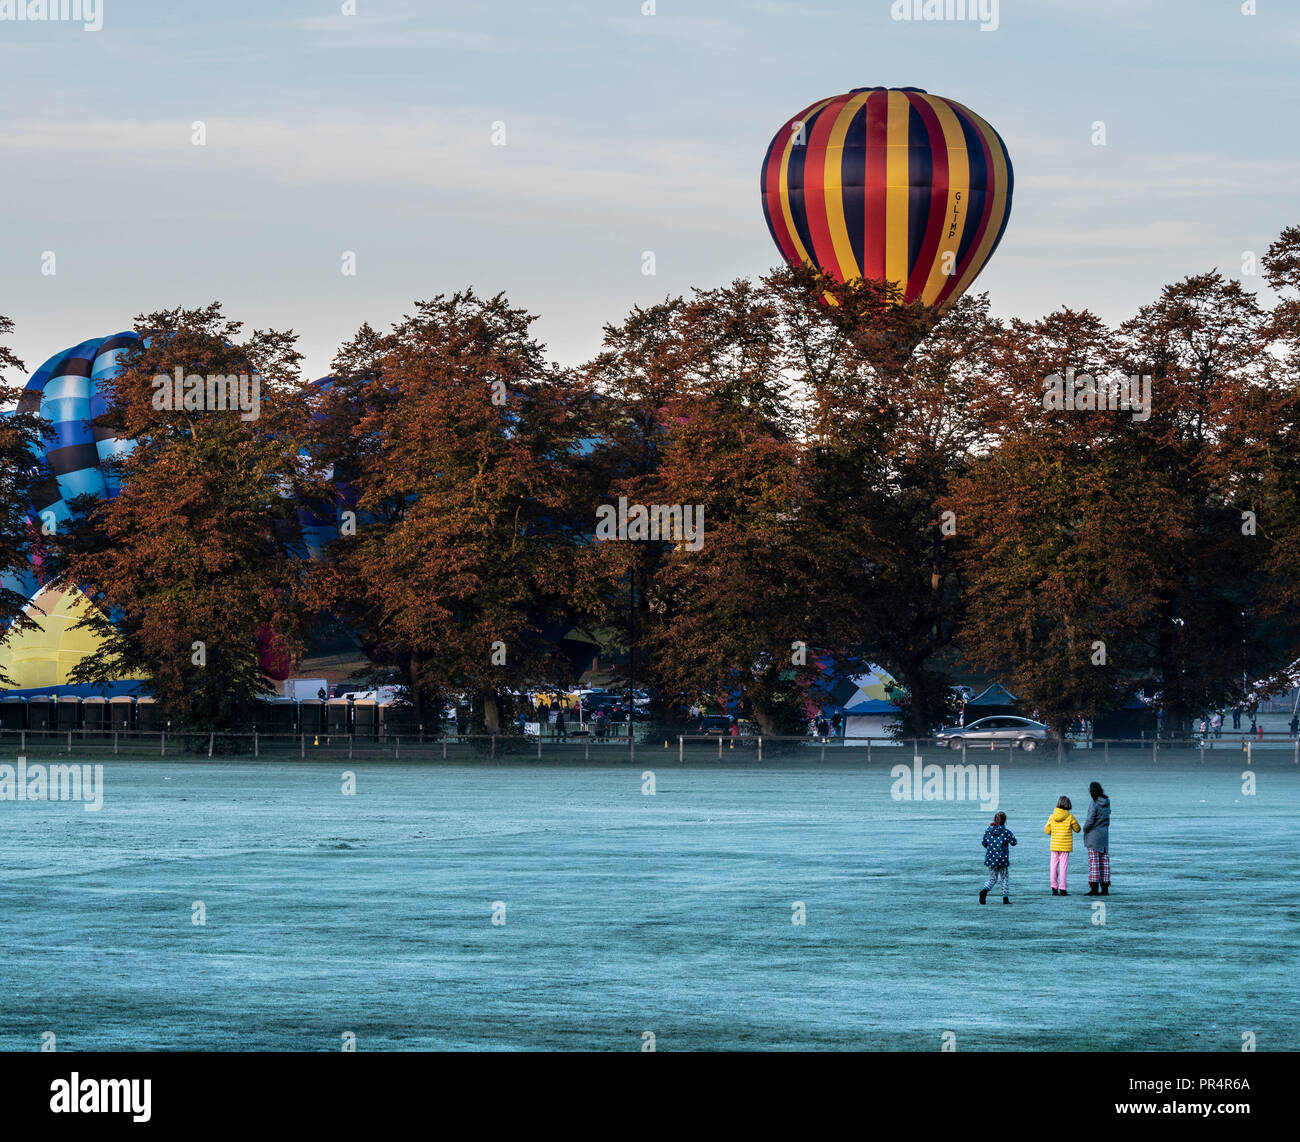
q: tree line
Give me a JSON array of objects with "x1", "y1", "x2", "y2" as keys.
[{"x1": 3, "y1": 225, "x2": 1300, "y2": 736}]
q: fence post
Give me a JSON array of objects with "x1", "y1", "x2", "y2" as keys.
[
  {"x1": 1245, "y1": 740, "x2": 1252, "y2": 767},
  {"x1": 1153, "y1": 736, "x2": 1157, "y2": 765},
  {"x1": 396, "y1": 736, "x2": 401, "y2": 760},
  {"x1": 678, "y1": 736, "x2": 683, "y2": 765},
  {"x1": 21, "y1": 729, "x2": 24, "y2": 752},
  {"x1": 1294, "y1": 737, "x2": 1298, "y2": 766},
  {"x1": 820, "y1": 737, "x2": 826, "y2": 763},
  {"x1": 253, "y1": 730, "x2": 258, "y2": 758},
  {"x1": 490, "y1": 735, "x2": 495, "y2": 760},
  {"x1": 300, "y1": 733, "x2": 305, "y2": 759},
  {"x1": 1103, "y1": 739, "x2": 1108, "y2": 763},
  {"x1": 758, "y1": 736, "x2": 763, "y2": 762},
  {"x1": 349, "y1": 734, "x2": 353, "y2": 761},
  {"x1": 68, "y1": 730, "x2": 73, "y2": 751},
  {"x1": 161, "y1": 731, "x2": 166, "y2": 758},
  {"x1": 114, "y1": 729, "x2": 119, "y2": 756},
  {"x1": 442, "y1": 737, "x2": 447, "y2": 761},
  {"x1": 1057, "y1": 737, "x2": 1063, "y2": 765},
  {"x1": 538, "y1": 732, "x2": 542, "y2": 762},
  {"x1": 208, "y1": 732, "x2": 214, "y2": 758}
]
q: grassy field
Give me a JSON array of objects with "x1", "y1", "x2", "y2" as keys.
[{"x1": 1, "y1": 753, "x2": 1295, "y2": 1050}]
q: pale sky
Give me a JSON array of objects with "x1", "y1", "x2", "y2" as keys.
[{"x1": 1, "y1": 0, "x2": 1297, "y2": 382}]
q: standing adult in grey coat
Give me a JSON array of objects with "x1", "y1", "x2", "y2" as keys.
[{"x1": 1083, "y1": 781, "x2": 1111, "y2": 895}]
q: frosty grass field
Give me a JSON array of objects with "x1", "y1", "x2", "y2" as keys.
[{"x1": 2, "y1": 746, "x2": 1297, "y2": 1051}]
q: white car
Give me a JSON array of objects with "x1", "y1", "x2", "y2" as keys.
[{"x1": 935, "y1": 716, "x2": 1051, "y2": 751}]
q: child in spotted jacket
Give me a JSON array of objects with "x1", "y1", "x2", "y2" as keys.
[{"x1": 979, "y1": 812, "x2": 1017, "y2": 905}]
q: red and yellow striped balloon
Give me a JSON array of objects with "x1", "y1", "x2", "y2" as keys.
[{"x1": 760, "y1": 87, "x2": 1013, "y2": 310}]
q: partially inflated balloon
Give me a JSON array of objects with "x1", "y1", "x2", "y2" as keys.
[
  {"x1": 17, "y1": 332, "x2": 139, "y2": 529},
  {"x1": 760, "y1": 87, "x2": 1013, "y2": 309},
  {"x1": 4, "y1": 333, "x2": 294, "y2": 685}
]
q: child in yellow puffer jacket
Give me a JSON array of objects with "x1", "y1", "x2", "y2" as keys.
[{"x1": 1045, "y1": 796, "x2": 1082, "y2": 895}]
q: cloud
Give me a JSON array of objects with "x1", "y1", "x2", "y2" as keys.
[{"x1": 0, "y1": 111, "x2": 756, "y2": 235}]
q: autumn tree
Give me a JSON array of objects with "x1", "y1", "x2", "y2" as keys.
[
  {"x1": 48, "y1": 304, "x2": 319, "y2": 732},
  {"x1": 785, "y1": 268, "x2": 998, "y2": 735},
  {"x1": 948, "y1": 263, "x2": 1293, "y2": 736},
  {"x1": 1246, "y1": 225, "x2": 1300, "y2": 683},
  {"x1": 307, "y1": 291, "x2": 599, "y2": 734},
  {"x1": 1111, "y1": 272, "x2": 1279, "y2": 730},
  {"x1": 945, "y1": 309, "x2": 1168, "y2": 733},
  {"x1": 586, "y1": 280, "x2": 825, "y2": 732},
  {"x1": 0, "y1": 315, "x2": 55, "y2": 683}
]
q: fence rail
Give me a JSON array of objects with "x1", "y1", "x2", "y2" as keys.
[{"x1": 2, "y1": 727, "x2": 1297, "y2": 764}]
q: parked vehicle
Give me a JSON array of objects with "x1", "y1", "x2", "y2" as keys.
[
  {"x1": 935, "y1": 716, "x2": 1050, "y2": 751},
  {"x1": 696, "y1": 715, "x2": 735, "y2": 736}
]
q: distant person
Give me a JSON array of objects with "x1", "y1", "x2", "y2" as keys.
[
  {"x1": 729, "y1": 720, "x2": 740, "y2": 739},
  {"x1": 555, "y1": 707, "x2": 567, "y2": 741},
  {"x1": 1083, "y1": 781, "x2": 1111, "y2": 896},
  {"x1": 1044, "y1": 795, "x2": 1081, "y2": 896},
  {"x1": 1232, "y1": 704, "x2": 1242, "y2": 730},
  {"x1": 831, "y1": 711, "x2": 842, "y2": 737},
  {"x1": 1211, "y1": 711, "x2": 1223, "y2": 739},
  {"x1": 1199, "y1": 715, "x2": 1209, "y2": 741},
  {"x1": 517, "y1": 711, "x2": 527, "y2": 734},
  {"x1": 1290, "y1": 714, "x2": 1299, "y2": 738},
  {"x1": 816, "y1": 715, "x2": 829, "y2": 739},
  {"x1": 1256, "y1": 721, "x2": 1264, "y2": 742},
  {"x1": 979, "y1": 811, "x2": 1017, "y2": 905},
  {"x1": 317, "y1": 687, "x2": 327, "y2": 702}
]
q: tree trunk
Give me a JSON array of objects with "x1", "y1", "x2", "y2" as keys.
[
  {"x1": 409, "y1": 652, "x2": 423, "y2": 724},
  {"x1": 482, "y1": 689, "x2": 501, "y2": 736},
  {"x1": 893, "y1": 660, "x2": 944, "y2": 738},
  {"x1": 750, "y1": 694, "x2": 778, "y2": 736}
]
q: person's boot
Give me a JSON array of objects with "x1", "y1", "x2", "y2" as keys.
[
  {"x1": 1059, "y1": 888, "x2": 1069, "y2": 896},
  {"x1": 1086, "y1": 882, "x2": 1100, "y2": 896},
  {"x1": 979, "y1": 888, "x2": 988, "y2": 904},
  {"x1": 1052, "y1": 887, "x2": 1059, "y2": 895},
  {"x1": 1002, "y1": 896, "x2": 1010, "y2": 904},
  {"x1": 1101, "y1": 882, "x2": 1109, "y2": 895}
]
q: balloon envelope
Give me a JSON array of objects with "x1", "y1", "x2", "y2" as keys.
[
  {"x1": 4, "y1": 334, "x2": 294, "y2": 687},
  {"x1": 760, "y1": 87, "x2": 1013, "y2": 309}
]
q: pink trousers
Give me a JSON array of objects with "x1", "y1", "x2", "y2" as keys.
[{"x1": 1050, "y1": 851, "x2": 1070, "y2": 889}]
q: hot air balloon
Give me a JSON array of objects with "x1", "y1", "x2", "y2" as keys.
[
  {"x1": 16, "y1": 332, "x2": 139, "y2": 530},
  {"x1": 760, "y1": 87, "x2": 1013, "y2": 309},
  {"x1": 1, "y1": 333, "x2": 293, "y2": 692}
]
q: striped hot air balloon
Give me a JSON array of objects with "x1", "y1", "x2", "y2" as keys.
[
  {"x1": 2, "y1": 332, "x2": 294, "y2": 688},
  {"x1": 760, "y1": 87, "x2": 1013, "y2": 309},
  {"x1": 17, "y1": 332, "x2": 139, "y2": 530}
]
